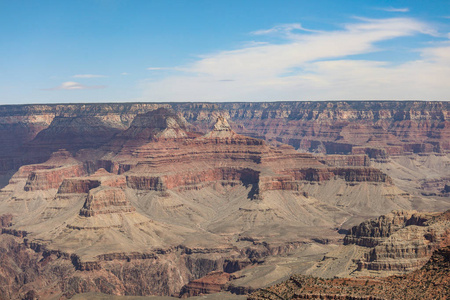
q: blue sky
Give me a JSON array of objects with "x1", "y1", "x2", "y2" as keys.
[{"x1": 1, "y1": 0, "x2": 450, "y2": 104}]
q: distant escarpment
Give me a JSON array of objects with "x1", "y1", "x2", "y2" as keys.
[{"x1": 0, "y1": 101, "x2": 448, "y2": 172}]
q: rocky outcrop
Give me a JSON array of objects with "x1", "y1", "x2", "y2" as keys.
[
  {"x1": 444, "y1": 184, "x2": 450, "y2": 193},
  {"x1": 58, "y1": 169, "x2": 126, "y2": 194},
  {"x1": 248, "y1": 246, "x2": 450, "y2": 300},
  {"x1": 23, "y1": 164, "x2": 85, "y2": 191},
  {"x1": 279, "y1": 167, "x2": 391, "y2": 184},
  {"x1": 79, "y1": 187, "x2": 135, "y2": 217},
  {"x1": 352, "y1": 147, "x2": 389, "y2": 159},
  {"x1": 344, "y1": 210, "x2": 421, "y2": 247},
  {"x1": 120, "y1": 108, "x2": 190, "y2": 139},
  {"x1": 58, "y1": 178, "x2": 101, "y2": 194},
  {"x1": 1, "y1": 228, "x2": 27, "y2": 238},
  {"x1": 319, "y1": 155, "x2": 370, "y2": 167},
  {"x1": 344, "y1": 210, "x2": 450, "y2": 272},
  {"x1": 0, "y1": 214, "x2": 12, "y2": 228},
  {"x1": 126, "y1": 167, "x2": 260, "y2": 192},
  {"x1": 202, "y1": 116, "x2": 236, "y2": 139},
  {"x1": 6, "y1": 149, "x2": 84, "y2": 187},
  {"x1": 104, "y1": 108, "x2": 195, "y2": 155},
  {"x1": 419, "y1": 177, "x2": 450, "y2": 196},
  {"x1": 179, "y1": 271, "x2": 234, "y2": 298}
]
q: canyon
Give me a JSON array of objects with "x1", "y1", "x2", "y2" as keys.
[
  {"x1": 0, "y1": 101, "x2": 448, "y2": 299},
  {"x1": 248, "y1": 244, "x2": 450, "y2": 300}
]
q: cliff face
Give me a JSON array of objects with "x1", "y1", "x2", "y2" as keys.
[
  {"x1": 0, "y1": 101, "x2": 448, "y2": 172},
  {"x1": 179, "y1": 271, "x2": 235, "y2": 298},
  {"x1": 344, "y1": 210, "x2": 450, "y2": 272},
  {"x1": 0, "y1": 234, "x2": 244, "y2": 299}
]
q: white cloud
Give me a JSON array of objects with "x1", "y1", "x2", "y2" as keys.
[
  {"x1": 121, "y1": 72, "x2": 130, "y2": 75},
  {"x1": 43, "y1": 81, "x2": 106, "y2": 90},
  {"x1": 380, "y1": 7, "x2": 410, "y2": 13},
  {"x1": 251, "y1": 23, "x2": 320, "y2": 36},
  {"x1": 141, "y1": 18, "x2": 449, "y2": 101},
  {"x1": 73, "y1": 74, "x2": 106, "y2": 78}
]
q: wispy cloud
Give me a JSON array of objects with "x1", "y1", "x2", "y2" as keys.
[
  {"x1": 121, "y1": 72, "x2": 130, "y2": 75},
  {"x1": 251, "y1": 23, "x2": 320, "y2": 36},
  {"x1": 379, "y1": 7, "x2": 410, "y2": 13},
  {"x1": 73, "y1": 74, "x2": 106, "y2": 78},
  {"x1": 243, "y1": 41, "x2": 270, "y2": 47},
  {"x1": 43, "y1": 81, "x2": 106, "y2": 91},
  {"x1": 141, "y1": 18, "x2": 449, "y2": 101}
]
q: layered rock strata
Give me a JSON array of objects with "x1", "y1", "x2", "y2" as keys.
[
  {"x1": 248, "y1": 246, "x2": 450, "y2": 300},
  {"x1": 99, "y1": 110, "x2": 393, "y2": 201},
  {"x1": 0, "y1": 107, "x2": 442, "y2": 299},
  {"x1": 344, "y1": 210, "x2": 450, "y2": 272},
  {"x1": 0, "y1": 101, "x2": 448, "y2": 173},
  {"x1": 79, "y1": 186, "x2": 135, "y2": 217},
  {"x1": 179, "y1": 271, "x2": 235, "y2": 298}
]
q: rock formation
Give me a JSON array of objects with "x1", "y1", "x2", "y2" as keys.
[
  {"x1": 0, "y1": 101, "x2": 449, "y2": 173},
  {"x1": 344, "y1": 210, "x2": 450, "y2": 272},
  {"x1": 248, "y1": 245, "x2": 450, "y2": 300},
  {"x1": 0, "y1": 103, "x2": 448, "y2": 299},
  {"x1": 179, "y1": 271, "x2": 235, "y2": 298}
]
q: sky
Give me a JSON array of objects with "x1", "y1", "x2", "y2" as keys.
[{"x1": 1, "y1": 0, "x2": 450, "y2": 104}]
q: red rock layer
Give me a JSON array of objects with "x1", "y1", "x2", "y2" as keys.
[
  {"x1": 58, "y1": 172, "x2": 126, "y2": 194},
  {"x1": 23, "y1": 164, "x2": 85, "y2": 191},
  {"x1": 179, "y1": 272, "x2": 234, "y2": 298},
  {"x1": 101, "y1": 114, "x2": 393, "y2": 202},
  {"x1": 126, "y1": 167, "x2": 259, "y2": 191},
  {"x1": 1, "y1": 101, "x2": 448, "y2": 173},
  {"x1": 58, "y1": 178, "x2": 101, "y2": 194}
]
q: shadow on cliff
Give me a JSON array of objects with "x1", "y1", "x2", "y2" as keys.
[{"x1": 16, "y1": 116, "x2": 124, "y2": 167}]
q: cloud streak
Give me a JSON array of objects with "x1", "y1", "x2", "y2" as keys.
[
  {"x1": 380, "y1": 7, "x2": 410, "y2": 13},
  {"x1": 251, "y1": 23, "x2": 321, "y2": 36},
  {"x1": 43, "y1": 81, "x2": 106, "y2": 91},
  {"x1": 142, "y1": 18, "x2": 449, "y2": 101}
]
